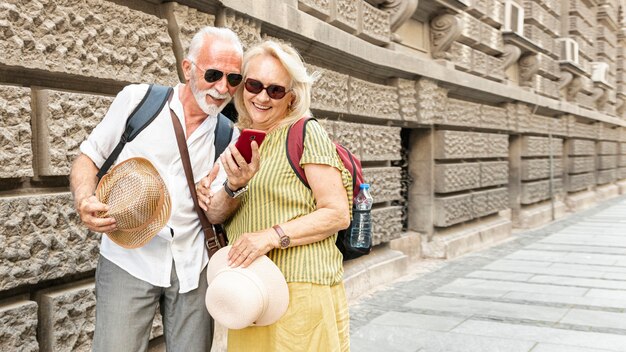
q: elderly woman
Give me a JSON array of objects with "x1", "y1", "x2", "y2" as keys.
[{"x1": 204, "y1": 40, "x2": 352, "y2": 351}]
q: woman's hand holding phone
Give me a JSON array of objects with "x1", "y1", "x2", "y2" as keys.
[{"x1": 219, "y1": 129, "x2": 264, "y2": 193}]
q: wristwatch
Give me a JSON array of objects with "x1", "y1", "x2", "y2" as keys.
[
  {"x1": 223, "y1": 180, "x2": 248, "y2": 198},
  {"x1": 272, "y1": 225, "x2": 291, "y2": 249}
]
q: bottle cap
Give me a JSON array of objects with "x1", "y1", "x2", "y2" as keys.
[{"x1": 360, "y1": 183, "x2": 370, "y2": 189}]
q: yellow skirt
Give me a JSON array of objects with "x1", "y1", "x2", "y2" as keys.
[{"x1": 227, "y1": 282, "x2": 350, "y2": 352}]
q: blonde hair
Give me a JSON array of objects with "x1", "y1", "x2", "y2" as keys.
[{"x1": 234, "y1": 40, "x2": 317, "y2": 129}]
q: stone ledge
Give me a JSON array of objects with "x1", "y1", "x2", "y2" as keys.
[
  {"x1": 423, "y1": 216, "x2": 512, "y2": 259},
  {"x1": 595, "y1": 183, "x2": 620, "y2": 201},
  {"x1": 515, "y1": 200, "x2": 568, "y2": 229},
  {"x1": 565, "y1": 190, "x2": 598, "y2": 213},
  {"x1": 343, "y1": 244, "x2": 408, "y2": 301}
]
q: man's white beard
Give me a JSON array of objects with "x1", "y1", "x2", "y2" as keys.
[{"x1": 190, "y1": 74, "x2": 231, "y2": 117}]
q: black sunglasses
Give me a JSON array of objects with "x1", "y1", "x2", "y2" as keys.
[
  {"x1": 190, "y1": 61, "x2": 242, "y2": 87},
  {"x1": 244, "y1": 78, "x2": 290, "y2": 100}
]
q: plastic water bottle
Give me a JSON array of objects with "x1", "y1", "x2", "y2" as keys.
[{"x1": 350, "y1": 184, "x2": 373, "y2": 249}]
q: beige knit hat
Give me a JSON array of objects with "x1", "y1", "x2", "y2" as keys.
[
  {"x1": 205, "y1": 246, "x2": 289, "y2": 329},
  {"x1": 95, "y1": 157, "x2": 171, "y2": 249}
]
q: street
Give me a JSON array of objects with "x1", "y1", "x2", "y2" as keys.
[{"x1": 350, "y1": 195, "x2": 626, "y2": 352}]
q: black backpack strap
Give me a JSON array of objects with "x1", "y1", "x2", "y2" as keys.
[
  {"x1": 96, "y1": 84, "x2": 173, "y2": 180},
  {"x1": 213, "y1": 113, "x2": 234, "y2": 162}
]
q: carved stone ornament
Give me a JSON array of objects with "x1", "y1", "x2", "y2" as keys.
[
  {"x1": 616, "y1": 96, "x2": 626, "y2": 116},
  {"x1": 592, "y1": 85, "x2": 609, "y2": 110},
  {"x1": 559, "y1": 72, "x2": 583, "y2": 101},
  {"x1": 430, "y1": 13, "x2": 462, "y2": 60},
  {"x1": 378, "y1": 0, "x2": 420, "y2": 32},
  {"x1": 500, "y1": 44, "x2": 522, "y2": 71},
  {"x1": 518, "y1": 54, "x2": 539, "y2": 87}
]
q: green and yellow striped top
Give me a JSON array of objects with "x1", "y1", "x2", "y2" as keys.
[{"x1": 225, "y1": 119, "x2": 352, "y2": 285}]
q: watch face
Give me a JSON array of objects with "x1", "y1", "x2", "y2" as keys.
[{"x1": 280, "y1": 236, "x2": 290, "y2": 249}]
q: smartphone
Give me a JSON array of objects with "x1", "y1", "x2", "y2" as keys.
[{"x1": 234, "y1": 129, "x2": 266, "y2": 164}]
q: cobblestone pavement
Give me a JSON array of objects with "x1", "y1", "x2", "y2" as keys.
[{"x1": 349, "y1": 195, "x2": 626, "y2": 352}]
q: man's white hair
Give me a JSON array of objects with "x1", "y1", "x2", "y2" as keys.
[{"x1": 187, "y1": 27, "x2": 243, "y2": 61}]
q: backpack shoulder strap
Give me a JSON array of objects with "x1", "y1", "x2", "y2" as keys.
[
  {"x1": 213, "y1": 113, "x2": 234, "y2": 162},
  {"x1": 286, "y1": 117, "x2": 316, "y2": 187},
  {"x1": 97, "y1": 84, "x2": 173, "y2": 180}
]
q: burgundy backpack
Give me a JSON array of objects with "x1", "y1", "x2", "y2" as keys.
[{"x1": 286, "y1": 117, "x2": 371, "y2": 260}]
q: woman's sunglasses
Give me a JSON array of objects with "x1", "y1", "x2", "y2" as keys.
[
  {"x1": 191, "y1": 61, "x2": 243, "y2": 87},
  {"x1": 244, "y1": 78, "x2": 290, "y2": 100}
]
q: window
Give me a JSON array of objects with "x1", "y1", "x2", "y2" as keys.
[{"x1": 504, "y1": 0, "x2": 524, "y2": 35}]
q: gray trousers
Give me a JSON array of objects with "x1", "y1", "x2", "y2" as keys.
[{"x1": 93, "y1": 256, "x2": 213, "y2": 352}]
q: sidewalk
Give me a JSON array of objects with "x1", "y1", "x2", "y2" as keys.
[{"x1": 349, "y1": 195, "x2": 626, "y2": 352}]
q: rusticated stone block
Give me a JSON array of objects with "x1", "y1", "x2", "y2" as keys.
[
  {"x1": 395, "y1": 79, "x2": 417, "y2": 122},
  {"x1": 0, "y1": 299, "x2": 38, "y2": 352},
  {"x1": 362, "y1": 167, "x2": 402, "y2": 202},
  {"x1": 434, "y1": 163, "x2": 481, "y2": 193},
  {"x1": 569, "y1": 139, "x2": 596, "y2": 156},
  {"x1": 298, "y1": 0, "x2": 332, "y2": 20},
  {"x1": 458, "y1": 12, "x2": 481, "y2": 46},
  {"x1": 163, "y1": 2, "x2": 215, "y2": 59},
  {"x1": 331, "y1": 0, "x2": 360, "y2": 33},
  {"x1": 521, "y1": 179, "x2": 563, "y2": 204},
  {"x1": 478, "y1": 22, "x2": 503, "y2": 54},
  {"x1": 434, "y1": 193, "x2": 473, "y2": 227},
  {"x1": 598, "y1": 141, "x2": 618, "y2": 155},
  {"x1": 473, "y1": 188, "x2": 508, "y2": 218},
  {"x1": 434, "y1": 188, "x2": 508, "y2": 226},
  {"x1": 331, "y1": 120, "x2": 362, "y2": 158},
  {"x1": 434, "y1": 131, "x2": 508, "y2": 159},
  {"x1": 0, "y1": 85, "x2": 33, "y2": 178},
  {"x1": 480, "y1": 105, "x2": 508, "y2": 131},
  {"x1": 450, "y1": 42, "x2": 473, "y2": 72},
  {"x1": 481, "y1": 161, "x2": 509, "y2": 187},
  {"x1": 597, "y1": 169, "x2": 617, "y2": 184},
  {"x1": 359, "y1": 1, "x2": 391, "y2": 45},
  {"x1": 471, "y1": 49, "x2": 489, "y2": 77},
  {"x1": 35, "y1": 89, "x2": 113, "y2": 176},
  {"x1": 221, "y1": 8, "x2": 261, "y2": 50},
  {"x1": 0, "y1": 193, "x2": 99, "y2": 292},
  {"x1": 598, "y1": 124, "x2": 620, "y2": 141},
  {"x1": 1, "y1": 0, "x2": 178, "y2": 85},
  {"x1": 521, "y1": 158, "x2": 563, "y2": 180},
  {"x1": 36, "y1": 281, "x2": 163, "y2": 352},
  {"x1": 619, "y1": 167, "x2": 626, "y2": 179},
  {"x1": 416, "y1": 78, "x2": 447, "y2": 124},
  {"x1": 568, "y1": 156, "x2": 595, "y2": 174},
  {"x1": 518, "y1": 114, "x2": 566, "y2": 136},
  {"x1": 567, "y1": 119, "x2": 597, "y2": 139},
  {"x1": 521, "y1": 136, "x2": 563, "y2": 157},
  {"x1": 37, "y1": 282, "x2": 95, "y2": 352},
  {"x1": 348, "y1": 77, "x2": 400, "y2": 120},
  {"x1": 598, "y1": 155, "x2": 617, "y2": 170},
  {"x1": 372, "y1": 206, "x2": 403, "y2": 245},
  {"x1": 307, "y1": 64, "x2": 349, "y2": 114},
  {"x1": 445, "y1": 98, "x2": 480, "y2": 127},
  {"x1": 360, "y1": 125, "x2": 401, "y2": 161},
  {"x1": 568, "y1": 172, "x2": 595, "y2": 192}
]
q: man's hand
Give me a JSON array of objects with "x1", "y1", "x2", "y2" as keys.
[
  {"x1": 220, "y1": 141, "x2": 261, "y2": 190},
  {"x1": 197, "y1": 163, "x2": 220, "y2": 212},
  {"x1": 76, "y1": 195, "x2": 116, "y2": 233}
]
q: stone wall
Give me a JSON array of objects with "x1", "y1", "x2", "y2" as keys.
[{"x1": 1, "y1": 0, "x2": 626, "y2": 350}]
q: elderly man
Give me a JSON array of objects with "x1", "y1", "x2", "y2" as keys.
[{"x1": 70, "y1": 27, "x2": 258, "y2": 351}]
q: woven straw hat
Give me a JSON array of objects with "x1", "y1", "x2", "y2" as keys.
[
  {"x1": 205, "y1": 246, "x2": 289, "y2": 330},
  {"x1": 95, "y1": 157, "x2": 171, "y2": 249}
]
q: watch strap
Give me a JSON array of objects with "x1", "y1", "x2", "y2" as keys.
[{"x1": 272, "y1": 224, "x2": 290, "y2": 249}]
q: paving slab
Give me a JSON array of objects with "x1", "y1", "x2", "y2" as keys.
[
  {"x1": 350, "y1": 196, "x2": 626, "y2": 351},
  {"x1": 452, "y1": 320, "x2": 626, "y2": 351},
  {"x1": 405, "y1": 296, "x2": 569, "y2": 322}
]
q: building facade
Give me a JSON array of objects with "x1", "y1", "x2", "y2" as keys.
[{"x1": 1, "y1": 0, "x2": 625, "y2": 350}]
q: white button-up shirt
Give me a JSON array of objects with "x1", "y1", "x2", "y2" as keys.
[{"x1": 80, "y1": 83, "x2": 238, "y2": 293}]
